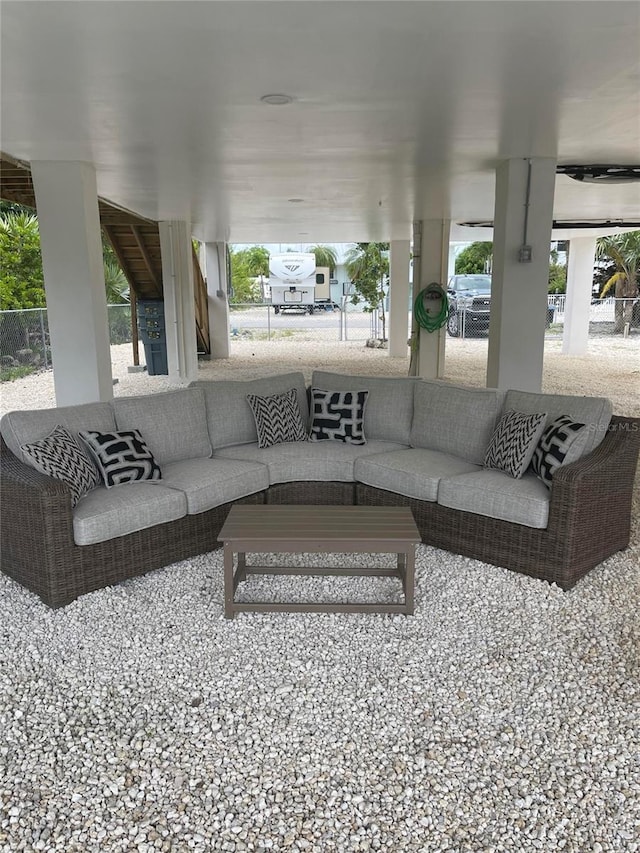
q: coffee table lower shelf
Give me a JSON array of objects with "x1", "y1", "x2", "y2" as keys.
[{"x1": 218, "y1": 505, "x2": 421, "y2": 619}]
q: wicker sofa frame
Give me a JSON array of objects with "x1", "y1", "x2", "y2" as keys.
[{"x1": 2, "y1": 414, "x2": 638, "y2": 608}]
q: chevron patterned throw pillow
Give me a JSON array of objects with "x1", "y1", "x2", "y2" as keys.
[
  {"x1": 309, "y1": 388, "x2": 369, "y2": 444},
  {"x1": 484, "y1": 410, "x2": 547, "y2": 479},
  {"x1": 79, "y1": 429, "x2": 162, "y2": 488},
  {"x1": 530, "y1": 414, "x2": 586, "y2": 488},
  {"x1": 21, "y1": 424, "x2": 100, "y2": 507},
  {"x1": 246, "y1": 388, "x2": 308, "y2": 448}
]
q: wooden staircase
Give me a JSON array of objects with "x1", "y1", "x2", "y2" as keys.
[{"x1": 0, "y1": 152, "x2": 210, "y2": 356}]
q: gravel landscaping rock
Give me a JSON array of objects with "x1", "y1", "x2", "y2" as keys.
[
  {"x1": 1, "y1": 545, "x2": 638, "y2": 852},
  {"x1": 1, "y1": 333, "x2": 639, "y2": 420}
]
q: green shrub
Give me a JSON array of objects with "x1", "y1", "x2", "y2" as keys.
[{"x1": 0, "y1": 364, "x2": 35, "y2": 382}]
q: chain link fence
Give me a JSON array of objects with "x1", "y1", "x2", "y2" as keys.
[
  {"x1": 0, "y1": 305, "x2": 133, "y2": 381},
  {"x1": 228, "y1": 300, "x2": 376, "y2": 344},
  {"x1": 0, "y1": 308, "x2": 50, "y2": 377},
  {"x1": 447, "y1": 296, "x2": 639, "y2": 339},
  {"x1": 2, "y1": 298, "x2": 637, "y2": 381},
  {"x1": 227, "y1": 297, "x2": 639, "y2": 342}
]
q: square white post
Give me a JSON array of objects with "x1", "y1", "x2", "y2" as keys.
[
  {"x1": 487, "y1": 158, "x2": 556, "y2": 391},
  {"x1": 31, "y1": 161, "x2": 113, "y2": 406},
  {"x1": 159, "y1": 221, "x2": 199, "y2": 384},
  {"x1": 205, "y1": 242, "x2": 231, "y2": 359},
  {"x1": 562, "y1": 236, "x2": 596, "y2": 355},
  {"x1": 388, "y1": 240, "x2": 411, "y2": 358},
  {"x1": 416, "y1": 220, "x2": 450, "y2": 379}
]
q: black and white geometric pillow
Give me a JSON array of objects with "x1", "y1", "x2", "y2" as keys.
[
  {"x1": 79, "y1": 429, "x2": 162, "y2": 488},
  {"x1": 530, "y1": 414, "x2": 586, "y2": 488},
  {"x1": 484, "y1": 410, "x2": 547, "y2": 479},
  {"x1": 246, "y1": 388, "x2": 308, "y2": 449},
  {"x1": 309, "y1": 388, "x2": 369, "y2": 444},
  {"x1": 21, "y1": 424, "x2": 100, "y2": 507}
]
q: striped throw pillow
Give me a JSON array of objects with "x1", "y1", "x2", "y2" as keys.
[
  {"x1": 21, "y1": 424, "x2": 100, "y2": 507},
  {"x1": 246, "y1": 388, "x2": 307, "y2": 449},
  {"x1": 484, "y1": 410, "x2": 547, "y2": 479}
]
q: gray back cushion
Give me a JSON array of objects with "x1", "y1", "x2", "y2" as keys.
[
  {"x1": 114, "y1": 387, "x2": 212, "y2": 465},
  {"x1": 311, "y1": 370, "x2": 417, "y2": 444},
  {"x1": 411, "y1": 381, "x2": 503, "y2": 465},
  {"x1": 196, "y1": 372, "x2": 308, "y2": 450},
  {"x1": 503, "y1": 389, "x2": 612, "y2": 461},
  {"x1": 1, "y1": 402, "x2": 116, "y2": 465}
]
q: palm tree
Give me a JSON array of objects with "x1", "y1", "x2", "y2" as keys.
[
  {"x1": 345, "y1": 242, "x2": 389, "y2": 340},
  {"x1": 103, "y1": 260, "x2": 129, "y2": 304},
  {"x1": 307, "y1": 244, "x2": 338, "y2": 276},
  {"x1": 596, "y1": 231, "x2": 640, "y2": 333}
]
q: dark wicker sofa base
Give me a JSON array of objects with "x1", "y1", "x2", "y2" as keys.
[
  {"x1": 0, "y1": 435, "x2": 267, "y2": 608},
  {"x1": 359, "y1": 417, "x2": 639, "y2": 589},
  {"x1": 2, "y1": 415, "x2": 638, "y2": 607}
]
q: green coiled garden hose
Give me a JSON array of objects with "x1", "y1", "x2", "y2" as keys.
[{"x1": 413, "y1": 283, "x2": 449, "y2": 333}]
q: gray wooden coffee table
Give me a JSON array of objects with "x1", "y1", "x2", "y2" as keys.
[{"x1": 218, "y1": 504, "x2": 421, "y2": 619}]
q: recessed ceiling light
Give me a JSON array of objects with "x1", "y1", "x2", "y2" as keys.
[
  {"x1": 260, "y1": 93, "x2": 293, "y2": 106},
  {"x1": 288, "y1": 198, "x2": 304, "y2": 203}
]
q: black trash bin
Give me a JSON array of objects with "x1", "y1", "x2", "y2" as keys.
[{"x1": 138, "y1": 299, "x2": 168, "y2": 375}]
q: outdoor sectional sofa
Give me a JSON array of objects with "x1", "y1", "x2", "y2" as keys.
[{"x1": 1, "y1": 370, "x2": 639, "y2": 609}]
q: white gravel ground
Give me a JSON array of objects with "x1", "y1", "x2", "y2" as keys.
[
  {"x1": 1, "y1": 331, "x2": 638, "y2": 418},
  {"x1": 1, "y1": 333, "x2": 639, "y2": 852}
]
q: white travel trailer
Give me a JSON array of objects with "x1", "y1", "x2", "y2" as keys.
[{"x1": 269, "y1": 253, "x2": 331, "y2": 313}]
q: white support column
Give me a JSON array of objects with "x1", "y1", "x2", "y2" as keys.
[
  {"x1": 562, "y1": 237, "x2": 596, "y2": 355},
  {"x1": 31, "y1": 161, "x2": 113, "y2": 406},
  {"x1": 487, "y1": 158, "x2": 556, "y2": 391},
  {"x1": 417, "y1": 220, "x2": 450, "y2": 379},
  {"x1": 205, "y1": 242, "x2": 230, "y2": 359},
  {"x1": 158, "y1": 221, "x2": 199, "y2": 384},
  {"x1": 388, "y1": 240, "x2": 411, "y2": 358}
]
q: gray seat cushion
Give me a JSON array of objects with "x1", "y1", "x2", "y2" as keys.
[
  {"x1": 411, "y1": 381, "x2": 503, "y2": 465},
  {"x1": 502, "y1": 389, "x2": 612, "y2": 462},
  {"x1": 114, "y1": 387, "x2": 212, "y2": 466},
  {"x1": 311, "y1": 370, "x2": 418, "y2": 444},
  {"x1": 215, "y1": 440, "x2": 408, "y2": 484},
  {"x1": 355, "y1": 448, "x2": 481, "y2": 502},
  {"x1": 437, "y1": 470, "x2": 551, "y2": 529},
  {"x1": 73, "y1": 482, "x2": 187, "y2": 546},
  {"x1": 1, "y1": 401, "x2": 116, "y2": 465},
  {"x1": 195, "y1": 373, "x2": 309, "y2": 450},
  {"x1": 160, "y1": 457, "x2": 269, "y2": 514}
]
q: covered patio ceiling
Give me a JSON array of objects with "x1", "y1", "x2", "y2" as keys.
[{"x1": 1, "y1": 1, "x2": 639, "y2": 244}]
